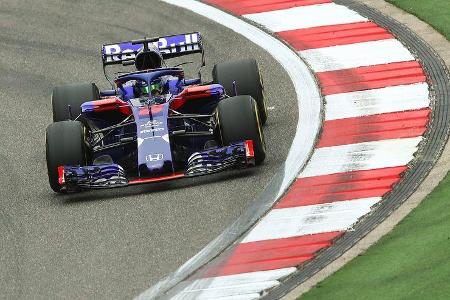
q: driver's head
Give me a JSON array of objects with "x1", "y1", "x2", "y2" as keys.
[
  {"x1": 150, "y1": 81, "x2": 162, "y2": 96},
  {"x1": 135, "y1": 48, "x2": 163, "y2": 71},
  {"x1": 140, "y1": 85, "x2": 149, "y2": 96}
]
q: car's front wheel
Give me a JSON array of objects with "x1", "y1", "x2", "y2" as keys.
[
  {"x1": 46, "y1": 120, "x2": 89, "y2": 193},
  {"x1": 217, "y1": 95, "x2": 266, "y2": 165}
]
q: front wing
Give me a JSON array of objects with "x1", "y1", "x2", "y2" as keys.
[{"x1": 58, "y1": 140, "x2": 255, "y2": 192}]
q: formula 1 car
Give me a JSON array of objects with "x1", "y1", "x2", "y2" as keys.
[{"x1": 46, "y1": 32, "x2": 267, "y2": 193}]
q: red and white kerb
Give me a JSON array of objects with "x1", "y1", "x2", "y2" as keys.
[{"x1": 164, "y1": 1, "x2": 432, "y2": 298}]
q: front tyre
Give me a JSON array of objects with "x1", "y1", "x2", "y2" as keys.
[
  {"x1": 46, "y1": 121, "x2": 88, "y2": 193},
  {"x1": 217, "y1": 95, "x2": 266, "y2": 165}
]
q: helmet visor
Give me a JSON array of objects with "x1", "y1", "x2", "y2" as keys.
[
  {"x1": 141, "y1": 86, "x2": 149, "y2": 95},
  {"x1": 150, "y1": 82, "x2": 161, "y2": 95}
]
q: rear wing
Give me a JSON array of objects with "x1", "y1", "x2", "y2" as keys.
[{"x1": 102, "y1": 32, "x2": 203, "y2": 66}]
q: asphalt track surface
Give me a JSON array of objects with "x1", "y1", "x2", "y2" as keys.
[{"x1": 0, "y1": 0, "x2": 297, "y2": 299}]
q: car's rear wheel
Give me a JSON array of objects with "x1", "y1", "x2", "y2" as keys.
[
  {"x1": 46, "y1": 121, "x2": 88, "y2": 193},
  {"x1": 52, "y1": 83, "x2": 100, "y2": 122},
  {"x1": 213, "y1": 58, "x2": 267, "y2": 125},
  {"x1": 217, "y1": 95, "x2": 266, "y2": 165}
]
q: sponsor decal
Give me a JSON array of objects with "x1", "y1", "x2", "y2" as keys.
[
  {"x1": 140, "y1": 120, "x2": 163, "y2": 128},
  {"x1": 140, "y1": 128, "x2": 164, "y2": 134},
  {"x1": 145, "y1": 153, "x2": 164, "y2": 162},
  {"x1": 57, "y1": 166, "x2": 65, "y2": 185},
  {"x1": 245, "y1": 140, "x2": 255, "y2": 158},
  {"x1": 137, "y1": 134, "x2": 170, "y2": 147},
  {"x1": 104, "y1": 33, "x2": 200, "y2": 63}
]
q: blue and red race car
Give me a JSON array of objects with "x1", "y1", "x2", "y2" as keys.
[{"x1": 46, "y1": 32, "x2": 267, "y2": 193}]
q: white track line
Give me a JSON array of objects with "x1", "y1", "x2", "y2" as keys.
[
  {"x1": 325, "y1": 83, "x2": 430, "y2": 120},
  {"x1": 137, "y1": 1, "x2": 322, "y2": 299},
  {"x1": 299, "y1": 137, "x2": 422, "y2": 178},
  {"x1": 244, "y1": 3, "x2": 367, "y2": 32},
  {"x1": 171, "y1": 268, "x2": 296, "y2": 300},
  {"x1": 242, "y1": 197, "x2": 381, "y2": 243},
  {"x1": 202, "y1": 294, "x2": 260, "y2": 300},
  {"x1": 300, "y1": 39, "x2": 415, "y2": 72},
  {"x1": 175, "y1": 281, "x2": 279, "y2": 300}
]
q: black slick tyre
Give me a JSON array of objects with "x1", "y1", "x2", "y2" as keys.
[
  {"x1": 217, "y1": 95, "x2": 266, "y2": 165},
  {"x1": 52, "y1": 83, "x2": 100, "y2": 122},
  {"x1": 213, "y1": 58, "x2": 267, "y2": 125},
  {"x1": 46, "y1": 121, "x2": 88, "y2": 193}
]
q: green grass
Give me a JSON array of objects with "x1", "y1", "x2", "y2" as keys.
[
  {"x1": 299, "y1": 2, "x2": 450, "y2": 299},
  {"x1": 386, "y1": 0, "x2": 450, "y2": 40},
  {"x1": 300, "y1": 172, "x2": 450, "y2": 300}
]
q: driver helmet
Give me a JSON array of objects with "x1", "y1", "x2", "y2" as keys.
[
  {"x1": 150, "y1": 81, "x2": 162, "y2": 96},
  {"x1": 138, "y1": 82, "x2": 161, "y2": 96},
  {"x1": 140, "y1": 85, "x2": 149, "y2": 96},
  {"x1": 135, "y1": 45, "x2": 163, "y2": 71}
]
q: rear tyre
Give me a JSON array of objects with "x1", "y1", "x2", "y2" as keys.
[
  {"x1": 46, "y1": 121, "x2": 88, "y2": 193},
  {"x1": 217, "y1": 95, "x2": 266, "y2": 165},
  {"x1": 213, "y1": 58, "x2": 267, "y2": 125},
  {"x1": 52, "y1": 83, "x2": 100, "y2": 122}
]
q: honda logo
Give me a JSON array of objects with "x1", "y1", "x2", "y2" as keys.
[{"x1": 146, "y1": 153, "x2": 164, "y2": 162}]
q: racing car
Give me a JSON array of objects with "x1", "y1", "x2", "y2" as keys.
[{"x1": 45, "y1": 32, "x2": 267, "y2": 193}]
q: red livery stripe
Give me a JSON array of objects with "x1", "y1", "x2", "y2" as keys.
[
  {"x1": 87, "y1": 97, "x2": 132, "y2": 116},
  {"x1": 278, "y1": 22, "x2": 393, "y2": 50},
  {"x1": 128, "y1": 173, "x2": 184, "y2": 185},
  {"x1": 276, "y1": 167, "x2": 407, "y2": 208},
  {"x1": 318, "y1": 61, "x2": 426, "y2": 95},
  {"x1": 57, "y1": 166, "x2": 65, "y2": 185},
  {"x1": 204, "y1": 0, "x2": 331, "y2": 15},
  {"x1": 203, "y1": 232, "x2": 342, "y2": 277},
  {"x1": 170, "y1": 85, "x2": 213, "y2": 110},
  {"x1": 318, "y1": 109, "x2": 430, "y2": 148},
  {"x1": 138, "y1": 104, "x2": 165, "y2": 116}
]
